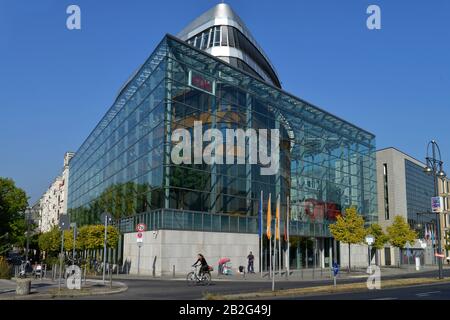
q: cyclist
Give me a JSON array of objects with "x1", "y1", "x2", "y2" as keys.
[{"x1": 192, "y1": 253, "x2": 209, "y2": 277}]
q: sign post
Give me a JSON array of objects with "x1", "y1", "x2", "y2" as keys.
[
  {"x1": 332, "y1": 262, "x2": 339, "y2": 287},
  {"x1": 100, "y1": 212, "x2": 112, "y2": 283},
  {"x1": 58, "y1": 216, "x2": 70, "y2": 292},
  {"x1": 365, "y1": 235, "x2": 375, "y2": 266},
  {"x1": 136, "y1": 224, "x2": 147, "y2": 275}
]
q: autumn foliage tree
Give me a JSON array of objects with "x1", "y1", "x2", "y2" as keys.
[
  {"x1": 38, "y1": 225, "x2": 119, "y2": 261},
  {"x1": 387, "y1": 216, "x2": 417, "y2": 250},
  {"x1": 329, "y1": 207, "x2": 366, "y2": 272}
]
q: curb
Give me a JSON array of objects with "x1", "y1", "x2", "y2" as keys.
[
  {"x1": 210, "y1": 278, "x2": 450, "y2": 300},
  {"x1": 0, "y1": 281, "x2": 128, "y2": 300}
]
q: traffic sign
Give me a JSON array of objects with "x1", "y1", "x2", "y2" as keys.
[
  {"x1": 136, "y1": 223, "x2": 147, "y2": 232},
  {"x1": 59, "y1": 215, "x2": 70, "y2": 230},
  {"x1": 100, "y1": 212, "x2": 112, "y2": 223},
  {"x1": 332, "y1": 262, "x2": 339, "y2": 276},
  {"x1": 137, "y1": 231, "x2": 144, "y2": 245}
]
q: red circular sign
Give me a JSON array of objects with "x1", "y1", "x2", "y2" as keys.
[
  {"x1": 136, "y1": 223, "x2": 147, "y2": 232},
  {"x1": 137, "y1": 232, "x2": 143, "y2": 238}
]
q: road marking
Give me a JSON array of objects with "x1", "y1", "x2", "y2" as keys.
[
  {"x1": 416, "y1": 291, "x2": 441, "y2": 297},
  {"x1": 371, "y1": 297, "x2": 398, "y2": 300}
]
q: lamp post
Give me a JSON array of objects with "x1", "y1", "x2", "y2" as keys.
[
  {"x1": 24, "y1": 207, "x2": 32, "y2": 263},
  {"x1": 365, "y1": 234, "x2": 375, "y2": 266},
  {"x1": 424, "y1": 140, "x2": 446, "y2": 279}
]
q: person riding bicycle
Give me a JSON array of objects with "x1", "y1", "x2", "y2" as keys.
[{"x1": 192, "y1": 253, "x2": 209, "y2": 277}]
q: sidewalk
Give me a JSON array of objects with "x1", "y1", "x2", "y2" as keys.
[{"x1": 0, "y1": 278, "x2": 127, "y2": 300}]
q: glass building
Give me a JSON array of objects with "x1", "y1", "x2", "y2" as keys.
[{"x1": 68, "y1": 4, "x2": 377, "y2": 270}]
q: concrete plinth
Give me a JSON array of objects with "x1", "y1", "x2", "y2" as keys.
[{"x1": 16, "y1": 278, "x2": 32, "y2": 295}]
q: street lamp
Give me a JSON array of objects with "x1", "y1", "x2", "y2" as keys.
[
  {"x1": 365, "y1": 234, "x2": 375, "y2": 266},
  {"x1": 24, "y1": 207, "x2": 36, "y2": 263},
  {"x1": 424, "y1": 140, "x2": 446, "y2": 279}
]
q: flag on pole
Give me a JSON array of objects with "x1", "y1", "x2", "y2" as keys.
[
  {"x1": 431, "y1": 224, "x2": 435, "y2": 245},
  {"x1": 284, "y1": 201, "x2": 289, "y2": 242},
  {"x1": 275, "y1": 195, "x2": 280, "y2": 241},
  {"x1": 266, "y1": 193, "x2": 272, "y2": 239},
  {"x1": 258, "y1": 191, "x2": 263, "y2": 238}
]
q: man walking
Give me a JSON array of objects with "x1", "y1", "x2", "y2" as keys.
[{"x1": 247, "y1": 251, "x2": 255, "y2": 273}]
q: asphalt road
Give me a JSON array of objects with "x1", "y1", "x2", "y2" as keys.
[
  {"x1": 289, "y1": 282, "x2": 450, "y2": 300},
  {"x1": 75, "y1": 268, "x2": 450, "y2": 300}
]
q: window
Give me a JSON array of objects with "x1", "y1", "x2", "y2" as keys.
[
  {"x1": 200, "y1": 32, "x2": 208, "y2": 50},
  {"x1": 207, "y1": 28, "x2": 213, "y2": 48},
  {"x1": 213, "y1": 27, "x2": 220, "y2": 46},
  {"x1": 228, "y1": 26, "x2": 235, "y2": 47},
  {"x1": 383, "y1": 163, "x2": 390, "y2": 220},
  {"x1": 221, "y1": 26, "x2": 228, "y2": 46}
]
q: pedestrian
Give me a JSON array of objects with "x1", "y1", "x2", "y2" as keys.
[{"x1": 247, "y1": 251, "x2": 255, "y2": 273}]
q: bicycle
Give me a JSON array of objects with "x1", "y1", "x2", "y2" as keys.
[{"x1": 186, "y1": 265, "x2": 212, "y2": 286}]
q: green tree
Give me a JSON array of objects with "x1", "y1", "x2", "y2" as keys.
[
  {"x1": 366, "y1": 223, "x2": 389, "y2": 266},
  {"x1": 387, "y1": 216, "x2": 417, "y2": 256},
  {"x1": 445, "y1": 231, "x2": 450, "y2": 252},
  {"x1": 329, "y1": 207, "x2": 366, "y2": 272},
  {"x1": 0, "y1": 178, "x2": 28, "y2": 248},
  {"x1": 38, "y1": 227, "x2": 61, "y2": 255},
  {"x1": 366, "y1": 223, "x2": 389, "y2": 250}
]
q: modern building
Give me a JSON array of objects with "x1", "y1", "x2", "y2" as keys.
[
  {"x1": 37, "y1": 152, "x2": 74, "y2": 232},
  {"x1": 376, "y1": 147, "x2": 449, "y2": 266},
  {"x1": 67, "y1": 4, "x2": 377, "y2": 275}
]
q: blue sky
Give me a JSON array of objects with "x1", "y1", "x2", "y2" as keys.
[{"x1": 0, "y1": 0, "x2": 449, "y2": 204}]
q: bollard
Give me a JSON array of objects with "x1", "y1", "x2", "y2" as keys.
[
  {"x1": 321, "y1": 268, "x2": 323, "y2": 278},
  {"x1": 173, "y1": 265, "x2": 175, "y2": 278},
  {"x1": 83, "y1": 267, "x2": 87, "y2": 285},
  {"x1": 109, "y1": 268, "x2": 112, "y2": 289},
  {"x1": 312, "y1": 268, "x2": 315, "y2": 279},
  {"x1": 301, "y1": 268, "x2": 303, "y2": 279}
]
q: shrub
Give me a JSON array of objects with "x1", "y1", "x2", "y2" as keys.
[{"x1": 0, "y1": 256, "x2": 12, "y2": 279}]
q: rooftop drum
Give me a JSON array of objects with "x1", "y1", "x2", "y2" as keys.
[{"x1": 177, "y1": 3, "x2": 282, "y2": 88}]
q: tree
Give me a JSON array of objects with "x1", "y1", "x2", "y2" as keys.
[
  {"x1": 366, "y1": 223, "x2": 389, "y2": 250},
  {"x1": 445, "y1": 231, "x2": 450, "y2": 252},
  {"x1": 387, "y1": 216, "x2": 417, "y2": 250},
  {"x1": 0, "y1": 178, "x2": 28, "y2": 248},
  {"x1": 38, "y1": 227, "x2": 61, "y2": 255},
  {"x1": 329, "y1": 207, "x2": 366, "y2": 272},
  {"x1": 366, "y1": 223, "x2": 389, "y2": 265}
]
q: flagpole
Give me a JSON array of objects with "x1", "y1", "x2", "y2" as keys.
[
  {"x1": 267, "y1": 193, "x2": 272, "y2": 281},
  {"x1": 287, "y1": 196, "x2": 290, "y2": 279},
  {"x1": 272, "y1": 225, "x2": 275, "y2": 291},
  {"x1": 260, "y1": 190, "x2": 263, "y2": 278},
  {"x1": 278, "y1": 195, "x2": 281, "y2": 275}
]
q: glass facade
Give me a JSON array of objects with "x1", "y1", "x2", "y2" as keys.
[
  {"x1": 68, "y1": 35, "x2": 378, "y2": 236},
  {"x1": 405, "y1": 159, "x2": 436, "y2": 230}
]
